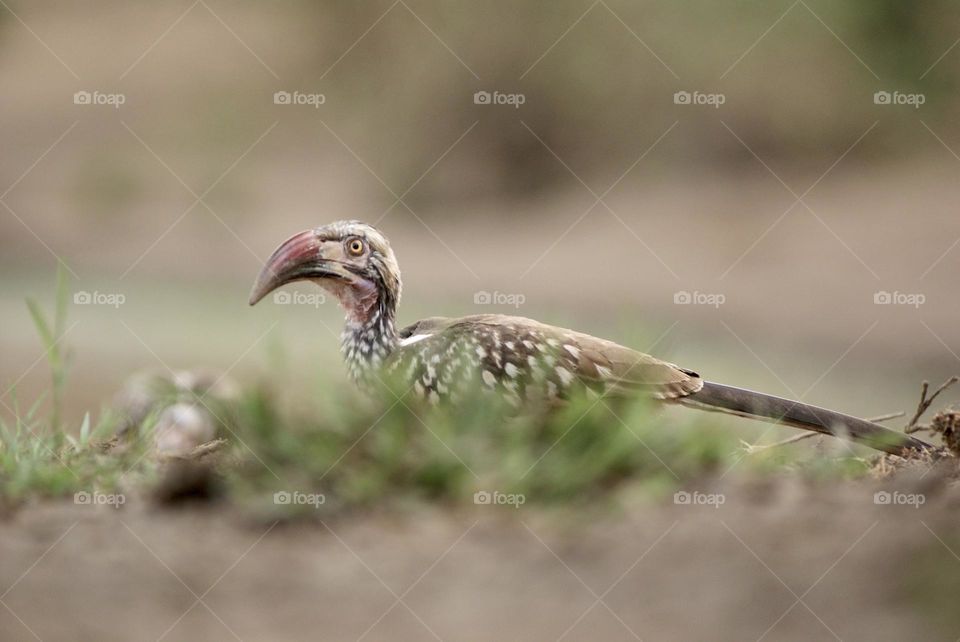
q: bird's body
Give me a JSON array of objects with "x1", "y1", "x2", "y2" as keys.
[
  {"x1": 250, "y1": 220, "x2": 936, "y2": 457},
  {"x1": 380, "y1": 314, "x2": 701, "y2": 406}
]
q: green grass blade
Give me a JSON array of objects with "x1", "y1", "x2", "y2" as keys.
[
  {"x1": 79, "y1": 412, "x2": 91, "y2": 444},
  {"x1": 25, "y1": 298, "x2": 54, "y2": 351}
]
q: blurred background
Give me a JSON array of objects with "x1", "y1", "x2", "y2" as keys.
[{"x1": 2, "y1": 0, "x2": 959, "y2": 425}]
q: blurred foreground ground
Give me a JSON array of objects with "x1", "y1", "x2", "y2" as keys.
[{"x1": 3, "y1": 474, "x2": 960, "y2": 641}]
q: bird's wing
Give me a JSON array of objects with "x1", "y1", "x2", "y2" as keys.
[
  {"x1": 397, "y1": 316, "x2": 456, "y2": 340},
  {"x1": 559, "y1": 327, "x2": 702, "y2": 399},
  {"x1": 392, "y1": 314, "x2": 701, "y2": 400},
  {"x1": 479, "y1": 315, "x2": 702, "y2": 400}
]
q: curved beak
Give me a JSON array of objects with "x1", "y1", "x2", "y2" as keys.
[{"x1": 249, "y1": 229, "x2": 342, "y2": 305}]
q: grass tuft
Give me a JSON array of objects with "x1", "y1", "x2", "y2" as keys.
[{"x1": 221, "y1": 380, "x2": 752, "y2": 516}]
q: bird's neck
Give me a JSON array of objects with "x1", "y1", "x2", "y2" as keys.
[{"x1": 339, "y1": 289, "x2": 399, "y2": 386}]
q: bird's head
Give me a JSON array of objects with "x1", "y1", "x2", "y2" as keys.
[{"x1": 249, "y1": 220, "x2": 401, "y2": 323}]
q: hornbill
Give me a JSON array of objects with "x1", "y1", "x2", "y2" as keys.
[{"x1": 249, "y1": 220, "x2": 935, "y2": 457}]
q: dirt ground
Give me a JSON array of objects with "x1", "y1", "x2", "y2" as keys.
[{"x1": 2, "y1": 471, "x2": 960, "y2": 642}]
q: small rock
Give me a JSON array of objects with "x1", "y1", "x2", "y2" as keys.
[{"x1": 154, "y1": 403, "x2": 218, "y2": 456}]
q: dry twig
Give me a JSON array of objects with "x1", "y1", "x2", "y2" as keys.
[
  {"x1": 905, "y1": 377, "x2": 959, "y2": 434},
  {"x1": 159, "y1": 438, "x2": 227, "y2": 461}
]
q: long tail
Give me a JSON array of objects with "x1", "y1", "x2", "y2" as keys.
[{"x1": 681, "y1": 381, "x2": 937, "y2": 457}]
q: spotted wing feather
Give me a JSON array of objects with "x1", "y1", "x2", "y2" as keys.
[{"x1": 389, "y1": 314, "x2": 701, "y2": 403}]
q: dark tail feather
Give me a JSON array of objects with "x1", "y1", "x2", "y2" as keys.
[{"x1": 682, "y1": 381, "x2": 936, "y2": 457}]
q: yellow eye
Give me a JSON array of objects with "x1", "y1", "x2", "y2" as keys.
[{"x1": 347, "y1": 239, "x2": 364, "y2": 256}]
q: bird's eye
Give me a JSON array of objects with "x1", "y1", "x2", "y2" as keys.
[{"x1": 347, "y1": 238, "x2": 365, "y2": 256}]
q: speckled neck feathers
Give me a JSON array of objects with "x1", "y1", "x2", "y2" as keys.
[{"x1": 339, "y1": 283, "x2": 399, "y2": 387}]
